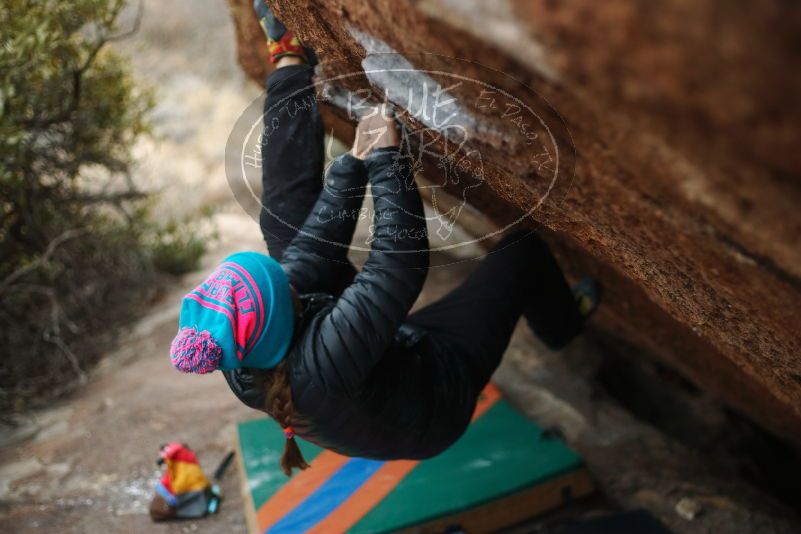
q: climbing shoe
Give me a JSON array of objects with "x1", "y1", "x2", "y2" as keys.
[
  {"x1": 573, "y1": 277, "x2": 600, "y2": 320},
  {"x1": 253, "y1": 0, "x2": 315, "y2": 64}
]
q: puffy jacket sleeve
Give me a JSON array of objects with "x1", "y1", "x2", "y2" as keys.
[
  {"x1": 308, "y1": 147, "x2": 429, "y2": 394},
  {"x1": 281, "y1": 153, "x2": 368, "y2": 295}
]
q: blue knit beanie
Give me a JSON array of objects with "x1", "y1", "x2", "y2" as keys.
[{"x1": 169, "y1": 252, "x2": 294, "y2": 373}]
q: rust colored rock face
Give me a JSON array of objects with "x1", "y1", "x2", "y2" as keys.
[{"x1": 231, "y1": 1, "x2": 801, "y2": 444}]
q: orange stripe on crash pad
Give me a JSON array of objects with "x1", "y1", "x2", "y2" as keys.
[
  {"x1": 309, "y1": 383, "x2": 503, "y2": 533},
  {"x1": 472, "y1": 382, "x2": 502, "y2": 421},
  {"x1": 257, "y1": 450, "x2": 349, "y2": 532}
]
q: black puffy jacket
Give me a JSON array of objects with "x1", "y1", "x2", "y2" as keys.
[{"x1": 227, "y1": 148, "x2": 478, "y2": 460}]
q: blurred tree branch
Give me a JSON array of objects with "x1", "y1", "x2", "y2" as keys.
[{"x1": 17, "y1": 0, "x2": 144, "y2": 130}]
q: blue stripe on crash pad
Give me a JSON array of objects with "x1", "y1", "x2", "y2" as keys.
[{"x1": 266, "y1": 458, "x2": 385, "y2": 534}]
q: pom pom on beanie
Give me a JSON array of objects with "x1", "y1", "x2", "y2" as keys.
[{"x1": 170, "y1": 327, "x2": 223, "y2": 374}]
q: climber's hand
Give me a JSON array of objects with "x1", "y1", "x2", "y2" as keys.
[{"x1": 351, "y1": 106, "x2": 399, "y2": 160}]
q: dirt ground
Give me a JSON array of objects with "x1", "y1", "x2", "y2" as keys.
[
  {"x1": 1, "y1": 2, "x2": 799, "y2": 533},
  {"x1": 0, "y1": 214, "x2": 262, "y2": 533}
]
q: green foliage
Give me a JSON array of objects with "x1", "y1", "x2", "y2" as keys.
[
  {"x1": 0, "y1": 0, "x2": 201, "y2": 412},
  {"x1": 146, "y1": 205, "x2": 217, "y2": 276}
]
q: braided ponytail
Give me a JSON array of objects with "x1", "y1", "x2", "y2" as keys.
[{"x1": 261, "y1": 360, "x2": 309, "y2": 476}]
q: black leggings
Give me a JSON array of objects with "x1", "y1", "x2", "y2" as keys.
[
  {"x1": 259, "y1": 64, "x2": 326, "y2": 262},
  {"x1": 407, "y1": 231, "x2": 583, "y2": 388},
  {"x1": 259, "y1": 65, "x2": 583, "y2": 389}
]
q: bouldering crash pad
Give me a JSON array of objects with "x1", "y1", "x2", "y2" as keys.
[{"x1": 236, "y1": 384, "x2": 593, "y2": 533}]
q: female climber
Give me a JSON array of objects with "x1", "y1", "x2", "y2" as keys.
[{"x1": 168, "y1": 5, "x2": 598, "y2": 476}]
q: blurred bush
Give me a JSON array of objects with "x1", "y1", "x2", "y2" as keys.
[
  {"x1": 0, "y1": 0, "x2": 207, "y2": 413},
  {"x1": 146, "y1": 204, "x2": 218, "y2": 276}
]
